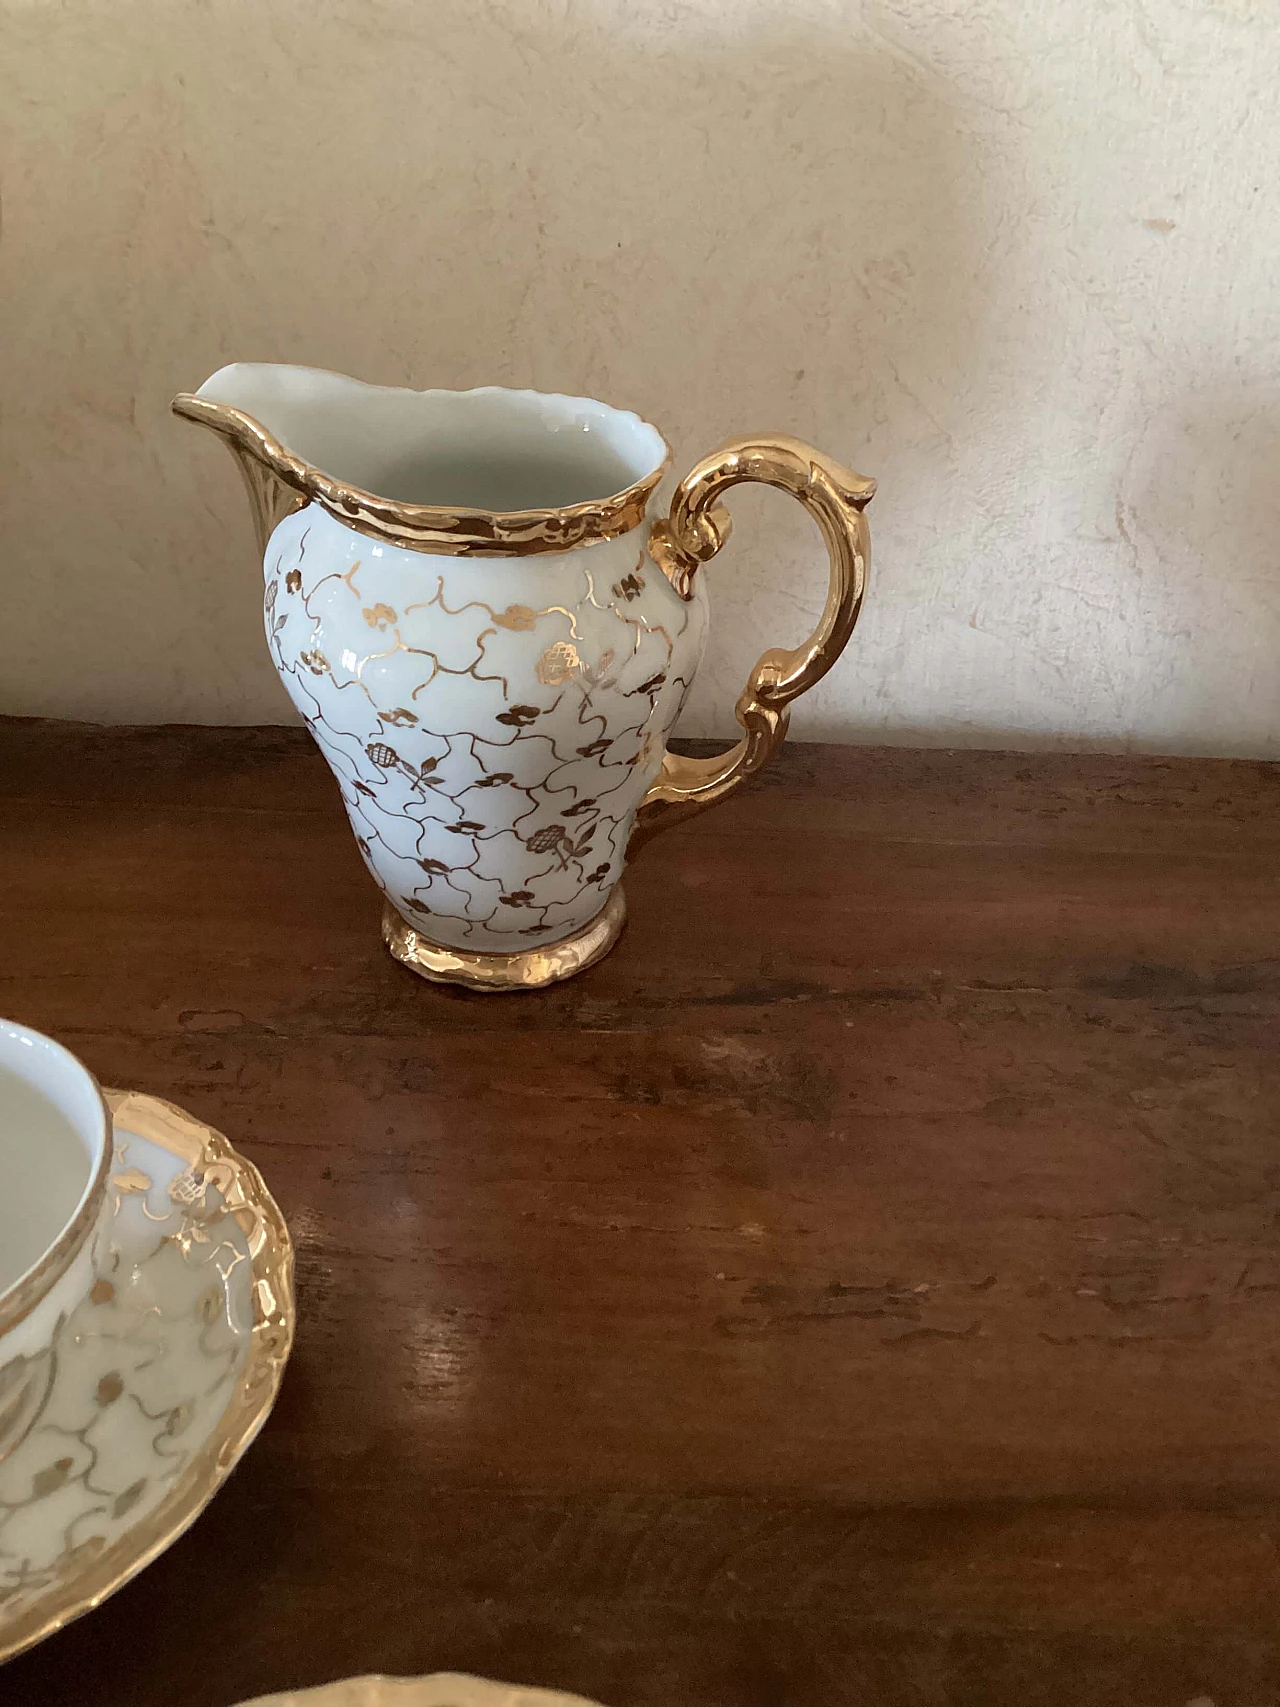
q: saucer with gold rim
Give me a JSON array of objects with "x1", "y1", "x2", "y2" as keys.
[
  {"x1": 0, "y1": 1088, "x2": 294, "y2": 1664},
  {"x1": 239, "y1": 1676, "x2": 606, "y2": 1707}
]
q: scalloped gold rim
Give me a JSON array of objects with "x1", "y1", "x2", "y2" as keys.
[
  {"x1": 172, "y1": 393, "x2": 670, "y2": 558},
  {"x1": 0, "y1": 1090, "x2": 295, "y2": 1666}
]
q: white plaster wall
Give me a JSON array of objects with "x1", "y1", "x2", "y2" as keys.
[{"x1": 2, "y1": 0, "x2": 1278, "y2": 753}]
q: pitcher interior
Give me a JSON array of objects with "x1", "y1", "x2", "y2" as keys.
[
  {"x1": 0, "y1": 1024, "x2": 105, "y2": 1294},
  {"x1": 194, "y1": 365, "x2": 669, "y2": 512}
]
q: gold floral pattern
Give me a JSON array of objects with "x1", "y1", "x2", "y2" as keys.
[
  {"x1": 263, "y1": 515, "x2": 705, "y2": 966},
  {"x1": 492, "y1": 605, "x2": 538, "y2": 631},
  {"x1": 534, "y1": 641, "x2": 582, "y2": 686},
  {"x1": 0, "y1": 1091, "x2": 293, "y2": 1664}
]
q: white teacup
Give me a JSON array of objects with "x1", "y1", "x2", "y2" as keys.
[{"x1": 0, "y1": 1019, "x2": 114, "y2": 1461}]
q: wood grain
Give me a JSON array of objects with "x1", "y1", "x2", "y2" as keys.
[{"x1": 3, "y1": 717, "x2": 1280, "y2": 1705}]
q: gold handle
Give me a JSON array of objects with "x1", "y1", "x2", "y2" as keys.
[{"x1": 633, "y1": 434, "x2": 875, "y2": 846}]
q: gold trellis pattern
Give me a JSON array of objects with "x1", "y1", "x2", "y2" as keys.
[
  {"x1": 0, "y1": 1091, "x2": 294, "y2": 1664},
  {"x1": 263, "y1": 505, "x2": 707, "y2": 957}
]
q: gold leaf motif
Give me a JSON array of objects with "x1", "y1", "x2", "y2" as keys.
[
  {"x1": 164, "y1": 1403, "x2": 193, "y2": 1438},
  {"x1": 493, "y1": 604, "x2": 537, "y2": 631},
  {"x1": 535, "y1": 641, "x2": 582, "y2": 686},
  {"x1": 525, "y1": 824, "x2": 568, "y2": 855},
  {"x1": 96, "y1": 1372, "x2": 124, "y2": 1407},
  {"x1": 383, "y1": 707, "x2": 418, "y2": 727},
  {"x1": 197, "y1": 1285, "x2": 223, "y2": 1326},
  {"x1": 362, "y1": 602, "x2": 397, "y2": 630},
  {"x1": 285, "y1": 569, "x2": 302, "y2": 593},
  {"x1": 112, "y1": 1478, "x2": 147, "y2": 1520},
  {"x1": 90, "y1": 1279, "x2": 115, "y2": 1305},
  {"x1": 495, "y1": 704, "x2": 541, "y2": 728},
  {"x1": 580, "y1": 648, "x2": 616, "y2": 692},
  {"x1": 32, "y1": 1457, "x2": 73, "y2": 1497},
  {"x1": 112, "y1": 1168, "x2": 152, "y2": 1196},
  {"x1": 168, "y1": 1168, "x2": 213, "y2": 1218}
]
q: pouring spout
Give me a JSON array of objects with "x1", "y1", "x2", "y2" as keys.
[{"x1": 172, "y1": 371, "x2": 309, "y2": 555}]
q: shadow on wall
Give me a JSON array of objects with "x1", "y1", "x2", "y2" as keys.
[
  {"x1": 1118, "y1": 382, "x2": 1280, "y2": 758},
  {"x1": 0, "y1": 0, "x2": 1005, "y2": 730},
  {"x1": 915, "y1": 377, "x2": 1280, "y2": 761}
]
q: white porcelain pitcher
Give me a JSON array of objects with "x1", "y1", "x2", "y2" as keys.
[{"x1": 175, "y1": 366, "x2": 874, "y2": 990}]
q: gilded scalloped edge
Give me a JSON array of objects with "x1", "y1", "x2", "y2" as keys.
[
  {"x1": 0, "y1": 1090, "x2": 295, "y2": 1665},
  {"x1": 172, "y1": 393, "x2": 670, "y2": 559}
]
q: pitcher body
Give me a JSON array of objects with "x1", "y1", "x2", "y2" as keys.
[{"x1": 265, "y1": 501, "x2": 707, "y2": 959}]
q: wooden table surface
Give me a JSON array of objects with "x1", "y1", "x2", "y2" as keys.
[{"x1": 3, "y1": 717, "x2": 1280, "y2": 1707}]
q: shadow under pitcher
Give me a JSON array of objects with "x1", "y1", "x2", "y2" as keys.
[{"x1": 174, "y1": 366, "x2": 875, "y2": 991}]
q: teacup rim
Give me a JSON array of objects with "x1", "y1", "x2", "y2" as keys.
[{"x1": 0, "y1": 1019, "x2": 112, "y2": 1337}]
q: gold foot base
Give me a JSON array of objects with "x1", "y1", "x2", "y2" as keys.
[{"x1": 382, "y1": 887, "x2": 627, "y2": 993}]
